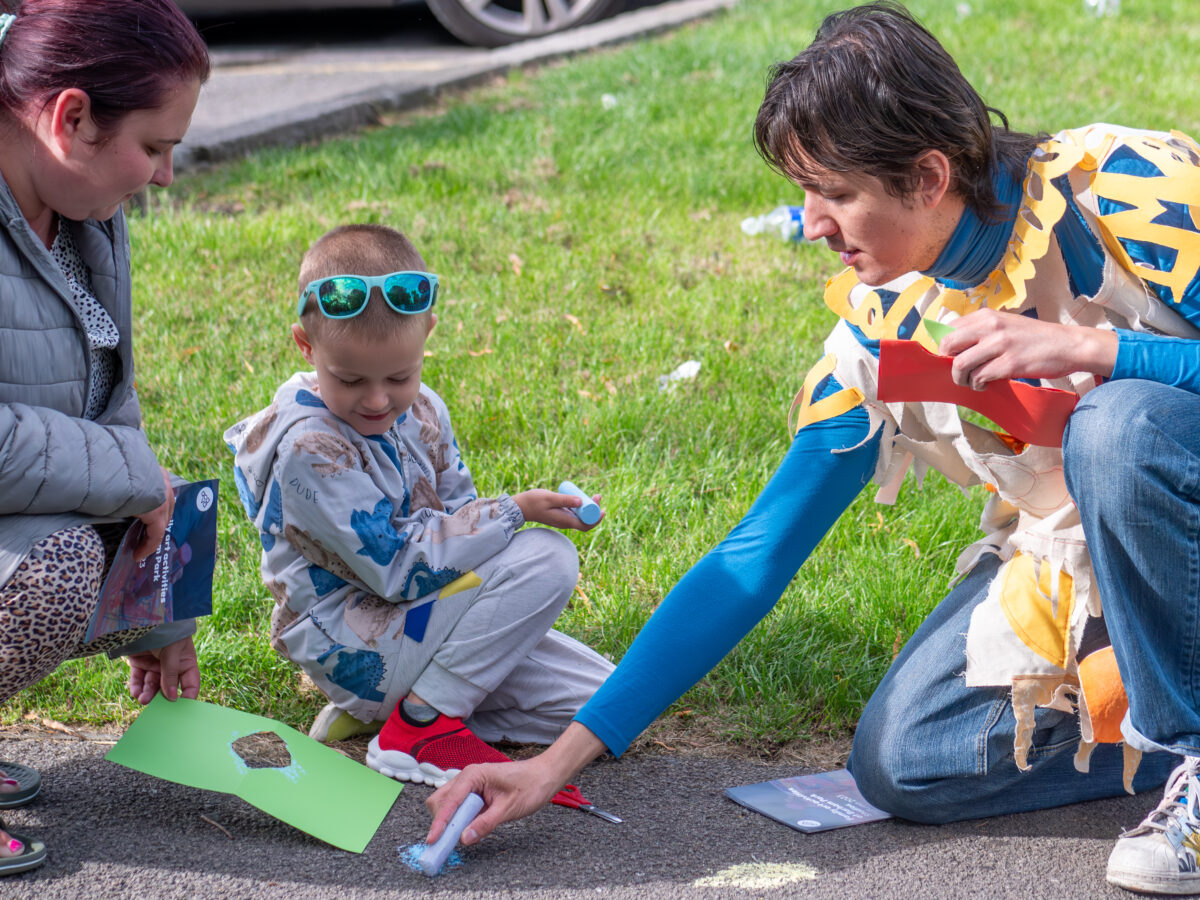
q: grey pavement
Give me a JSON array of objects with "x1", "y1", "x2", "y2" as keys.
[
  {"x1": 179, "y1": 0, "x2": 739, "y2": 169},
  {"x1": 0, "y1": 731, "x2": 1175, "y2": 898}
]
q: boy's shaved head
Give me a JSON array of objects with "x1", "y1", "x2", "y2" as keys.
[{"x1": 298, "y1": 224, "x2": 433, "y2": 342}]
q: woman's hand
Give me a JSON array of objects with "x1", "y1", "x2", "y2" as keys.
[
  {"x1": 425, "y1": 722, "x2": 606, "y2": 845},
  {"x1": 132, "y1": 467, "x2": 175, "y2": 562},
  {"x1": 126, "y1": 634, "x2": 200, "y2": 704},
  {"x1": 939, "y1": 309, "x2": 1118, "y2": 390},
  {"x1": 513, "y1": 489, "x2": 604, "y2": 532}
]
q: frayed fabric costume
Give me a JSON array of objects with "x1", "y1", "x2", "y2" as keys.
[
  {"x1": 814, "y1": 124, "x2": 1200, "y2": 784},
  {"x1": 573, "y1": 124, "x2": 1200, "y2": 822},
  {"x1": 225, "y1": 373, "x2": 613, "y2": 741}
]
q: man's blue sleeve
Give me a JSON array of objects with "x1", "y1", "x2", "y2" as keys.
[
  {"x1": 1111, "y1": 329, "x2": 1200, "y2": 394},
  {"x1": 574, "y1": 397, "x2": 880, "y2": 756}
]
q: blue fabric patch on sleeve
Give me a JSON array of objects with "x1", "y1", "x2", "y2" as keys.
[
  {"x1": 295, "y1": 389, "x2": 326, "y2": 408},
  {"x1": 263, "y1": 478, "x2": 283, "y2": 528},
  {"x1": 366, "y1": 433, "x2": 402, "y2": 470},
  {"x1": 233, "y1": 465, "x2": 260, "y2": 520},
  {"x1": 402, "y1": 601, "x2": 434, "y2": 643},
  {"x1": 308, "y1": 565, "x2": 348, "y2": 596},
  {"x1": 259, "y1": 479, "x2": 283, "y2": 551},
  {"x1": 401, "y1": 560, "x2": 463, "y2": 600},
  {"x1": 316, "y1": 644, "x2": 386, "y2": 702},
  {"x1": 351, "y1": 496, "x2": 406, "y2": 565},
  {"x1": 364, "y1": 435, "x2": 410, "y2": 516}
]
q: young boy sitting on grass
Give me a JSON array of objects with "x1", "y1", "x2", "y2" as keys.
[{"x1": 225, "y1": 223, "x2": 614, "y2": 785}]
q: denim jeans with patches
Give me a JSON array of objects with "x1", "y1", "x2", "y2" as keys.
[{"x1": 848, "y1": 379, "x2": 1196, "y2": 823}]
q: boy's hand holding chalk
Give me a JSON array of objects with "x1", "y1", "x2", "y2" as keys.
[
  {"x1": 557, "y1": 481, "x2": 601, "y2": 525},
  {"x1": 512, "y1": 482, "x2": 603, "y2": 532}
]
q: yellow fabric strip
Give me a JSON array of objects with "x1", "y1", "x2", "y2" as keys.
[
  {"x1": 823, "y1": 271, "x2": 937, "y2": 343},
  {"x1": 788, "y1": 353, "x2": 865, "y2": 436},
  {"x1": 998, "y1": 552, "x2": 1075, "y2": 669}
]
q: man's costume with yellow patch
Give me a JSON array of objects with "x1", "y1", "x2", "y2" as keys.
[{"x1": 793, "y1": 125, "x2": 1200, "y2": 786}]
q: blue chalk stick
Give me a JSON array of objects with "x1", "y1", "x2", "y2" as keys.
[
  {"x1": 418, "y1": 792, "x2": 485, "y2": 876},
  {"x1": 558, "y1": 481, "x2": 601, "y2": 525}
]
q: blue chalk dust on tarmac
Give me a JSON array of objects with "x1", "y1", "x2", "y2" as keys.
[{"x1": 399, "y1": 843, "x2": 465, "y2": 875}]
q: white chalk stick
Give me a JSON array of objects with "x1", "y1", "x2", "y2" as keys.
[
  {"x1": 418, "y1": 792, "x2": 485, "y2": 876},
  {"x1": 558, "y1": 480, "x2": 601, "y2": 525}
]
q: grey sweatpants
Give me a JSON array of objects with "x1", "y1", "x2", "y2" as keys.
[{"x1": 303, "y1": 527, "x2": 615, "y2": 744}]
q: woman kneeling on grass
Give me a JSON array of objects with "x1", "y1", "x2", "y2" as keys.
[
  {"x1": 0, "y1": 0, "x2": 209, "y2": 876},
  {"x1": 430, "y1": 3, "x2": 1200, "y2": 894}
]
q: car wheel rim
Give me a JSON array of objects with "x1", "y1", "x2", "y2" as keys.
[{"x1": 453, "y1": 0, "x2": 610, "y2": 38}]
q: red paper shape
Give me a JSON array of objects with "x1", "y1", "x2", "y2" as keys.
[{"x1": 877, "y1": 340, "x2": 1079, "y2": 448}]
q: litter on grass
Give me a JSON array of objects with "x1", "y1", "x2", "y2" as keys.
[{"x1": 658, "y1": 360, "x2": 701, "y2": 392}]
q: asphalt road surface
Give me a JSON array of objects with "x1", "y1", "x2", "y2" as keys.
[{"x1": 0, "y1": 731, "x2": 1181, "y2": 899}]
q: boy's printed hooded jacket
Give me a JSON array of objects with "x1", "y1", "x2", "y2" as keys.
[{"x1": 224, "y1": 371, "x2": 523, "y2": 719}]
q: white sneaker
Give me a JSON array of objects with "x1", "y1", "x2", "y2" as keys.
[{"x1": 1108, "y1": 756, "x2": 1200, "y2": 894}]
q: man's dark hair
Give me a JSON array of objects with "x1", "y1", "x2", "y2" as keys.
[{"x1": 753, "y1": 1, "x2": 1041, "y2": 220}]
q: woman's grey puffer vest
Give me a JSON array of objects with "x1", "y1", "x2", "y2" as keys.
[{"x1": 0, "y1": 175, "x2": 166, "y2": 586}]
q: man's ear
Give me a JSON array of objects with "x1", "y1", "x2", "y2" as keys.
[
  {"x1": 427, "y1": 312, "x2": 438, "y2": 336},
  {"x1": 913, "y1": 149, "x2": 953, "y2": 208},
  {"x1": 292, "y1": 323, "x2": 316, "y2": 365},
  {"x1": 46, "y1": 88, "x2": 94, "y2": 156}
]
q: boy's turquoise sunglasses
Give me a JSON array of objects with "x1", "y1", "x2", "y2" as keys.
[{"x1": 297, "y1": 271, "x2": 438, "y2": 318}]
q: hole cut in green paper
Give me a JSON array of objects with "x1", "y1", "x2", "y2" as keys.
[
  {"x1": 106, "y1": 696, "x2": 401, "y2": 853},
  {"x1": 232, "y1": 731, "x2": 292, "y2": 769}
]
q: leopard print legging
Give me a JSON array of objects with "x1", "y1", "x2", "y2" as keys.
[{"x1": 0, "y1": 526, "x2": 153, "y2": 703}]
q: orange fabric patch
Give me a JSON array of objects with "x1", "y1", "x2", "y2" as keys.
[{"x1": 1079, "y1": 647, "x2": 1128, "y2": 744}]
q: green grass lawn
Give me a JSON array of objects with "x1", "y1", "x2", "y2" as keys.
[{"x1": 6, "y1": 0, "x2": 1199, "y2": 748}]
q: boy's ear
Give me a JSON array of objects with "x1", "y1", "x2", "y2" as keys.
[
  {"x1": 292, "y1": 323, "x2": 317, "y2": 365},
  {"x1": 428, "y1": 312, "x2": 437, "y2": 336}
]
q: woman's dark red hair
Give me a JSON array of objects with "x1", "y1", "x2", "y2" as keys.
[{"x1": 0, "y1": 0, "x2": 210, "y2": 133}]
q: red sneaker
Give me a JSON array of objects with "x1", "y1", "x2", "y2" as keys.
[{"x1": 366, "y1": 702, "x2": 511, "y2": 787}]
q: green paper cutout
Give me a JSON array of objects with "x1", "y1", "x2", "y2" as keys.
[
  {"x1": 922, "y1": 317, "x2": 955, "y2": 350},
  {"x1": 106, "y1": 696, "x2": 401, "y2": 852}
]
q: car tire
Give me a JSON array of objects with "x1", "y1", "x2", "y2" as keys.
[{"x1": 426, "y1": 0, "x2": 626, "y2": 47}]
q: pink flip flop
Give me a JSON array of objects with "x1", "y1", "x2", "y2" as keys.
[
  {"x1": 0, "y1": 817, "x2": 45, "y2": 876},
  {"x1": 0, "y1": 763, "x2": 40, "y2": 810}
]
